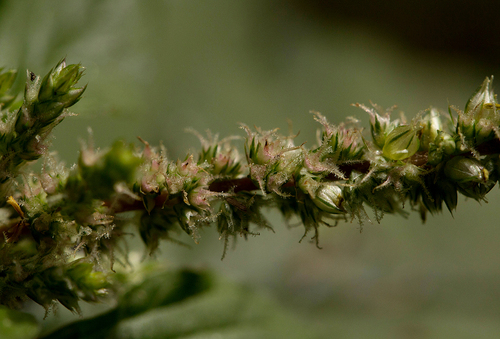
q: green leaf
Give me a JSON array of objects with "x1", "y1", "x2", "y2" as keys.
[{"x1": 0, "y1": 306, "x2": 40, "y2": 339}]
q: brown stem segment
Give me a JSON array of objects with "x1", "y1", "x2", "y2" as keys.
[{"x1": 209, "y1": 177, "x2": 258, "y2": 193}]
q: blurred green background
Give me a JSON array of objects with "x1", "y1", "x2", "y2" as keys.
[{"x1": 1, "y1": 0, "x2": 500, "y2": 338}]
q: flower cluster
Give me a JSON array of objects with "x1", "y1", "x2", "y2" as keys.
[{"x1": 1, "y1": 61, "x2": 500, "y2": 314}]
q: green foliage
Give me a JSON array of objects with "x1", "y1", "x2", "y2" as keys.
[
  {"x1": 0, "y1": 61, "x2": 500, "y2": 323},
  {"x1": 38, "y1": 265, "x2": 311, "y2": 339},
  {"x1": 0, "y1": 305, "x2": 39, "y2": 339}
]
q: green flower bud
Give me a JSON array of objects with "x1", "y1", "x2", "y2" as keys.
[
  {"x1": 187, "y1": 187, "x2": 214, "y2": 210},
  {"x1": 37, "y1": 72, "x2": 56, "y2": 104},
  {"x1": 39, "y1": 60, "x2": 75, "y2": 102},
  {"x1": 215, "y1": 153, "x2": 241, "y2": 176},
  {"x1": 299, "y1": 174, "x2": 345, "y2": 214},
  {"x1": 103, "y1": 141, "x2": 141, "y2": 183},
  {"x1": 53, "y1": 64, "x2": 83, "y2": 94},
  {"x1": 199, "y1": 144, "x2": 241, "y2": 177},
  {"x1": 427, "y1": 150, "x2": 442, "y2": 165},
  {"x1": 355, "y1": 103, "x2": 398, "y2": 149},
  {"x1": 37, "y1": 60, "x2": 86, "y2": 123},
  {"x1": 311, "y1": 112, "x2": 364, "y2": 162},
  {"x1": 12, "y1": 72, "x2": 39, "y2": 135},
  {"x1": 24, "y1": 70, "x2": 40, "y2": 106},
  {"x1": 177, "y1": 155, "x2": 200, "y2": 177},
  {"x1": 459, "y1": 77, "x2": 500, "y2": 145},
  {"x1": 297, "y1": 172, "x2": 318, "y2": 195},
  {"x1": 79, "y1": 141, "x2": 142, "y2": 199},
  {"x1": 439, "y1": 132, "x2": 456, "y2": 155},
  {"x1": 13, "y1": 61, "x2": 86, "y2": 138},
  {"x1": 445, "y1": 157, "x2": 497, "y2": 200},
  {"x1": 246, "y1": 135, "x2": 280, "y2": 165},
  {"x1": 58, "y1": 86, "x2": 87, "y2": 107},
  {"x1": 382, "y1": 125, "x2": 420, "y2": 161},
  {"x1": 444, "y1": 156, "x2": 488, "y2": 184},
  {"x1": 242, "y1": 125, "x2": 298, "y2": 167},
  {"x1": 276, "y1": 148, "x2": 304, "y2": 174},
  {"x1": 312, "y1": 183, "x2": 345, "y2": 214},
  {"x1": 427, "y1": 131, "x2": 456, "y2": 165},
  {"x1": 420, "y1": 108, "x2": 443, "y2": 150},
  {"x1": 464, "y1": 77, "x2": 497, "y2": 120}
]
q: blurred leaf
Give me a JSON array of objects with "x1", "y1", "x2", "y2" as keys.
[
  {"x1": 41, "y1": 266, "x2": 312, "y2": 339},
  {"x1": 0, "y1": 306, "x2": 40, "y2": 339},
  {"x1": 39, "y1": 267, "x2": 212, "y2": 339}
]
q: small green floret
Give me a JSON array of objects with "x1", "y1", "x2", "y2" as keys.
[
  {"x1": 79, "y1": 141, "x2": 142, "y2": 199},
  {"x1": 382, "y1": 125, "x2": 420, "y2": 161}
]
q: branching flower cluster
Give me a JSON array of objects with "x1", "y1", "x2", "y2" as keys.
[{"x1": 0, "y1": 60, "x2": 499, "y2": 314}]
